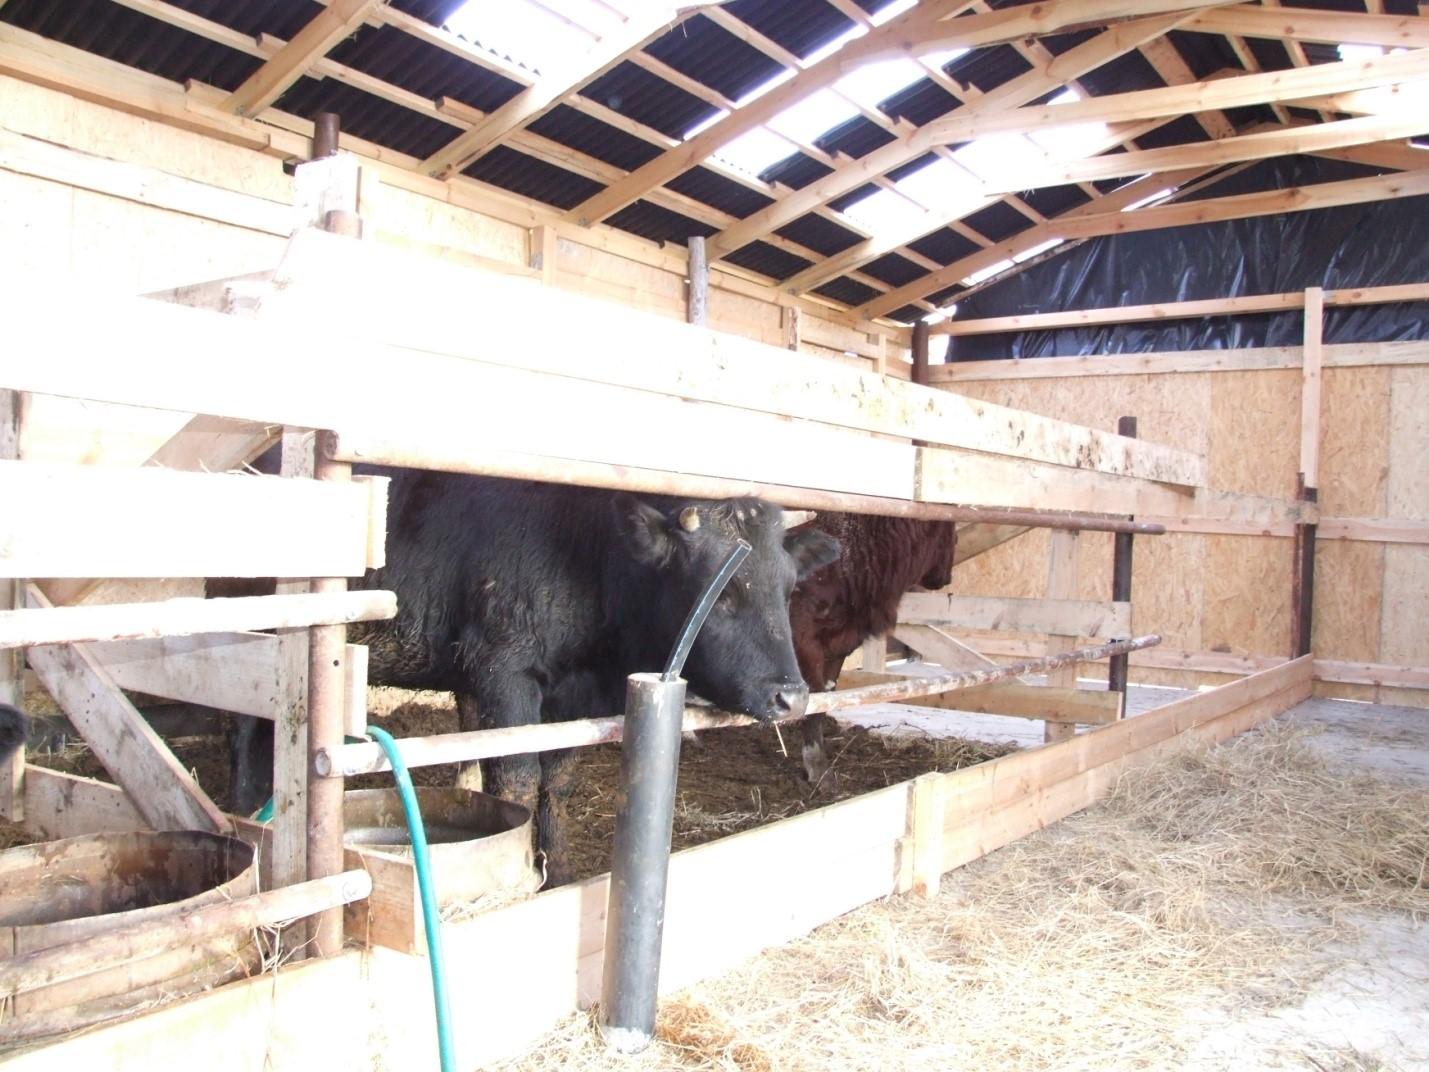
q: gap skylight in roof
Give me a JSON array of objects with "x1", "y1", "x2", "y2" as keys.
[
  {"x1": 444, "y1": 0, "x2": 669, "y2": 75},
  {"x1": 836, "y1": 57, "x2": 929, "y2": 110},
  {"x1": 767, "y1": 89, "x2": 861, "y2": 144},
  {"x1": 710, "y1": 126, "x2": 799, "y2": 177},
  {"x1": 893, "y1": 157, "x2": 987, "y2": 219},
  {"x1": 1027, "y1": 89, "x2": 1110, "y2": 162},
  {"x1": 840, "y1": 186, "x2": 928, "y2": 234},
  {"x1": 952, "y1": 133, "x2": 1051, "y2": 183},
  {"x1": 961, "y1": 258, "x2": 1015, "y2": 286}
]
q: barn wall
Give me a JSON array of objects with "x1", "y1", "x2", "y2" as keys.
[
  {"x1": 949, "y1": 361, "x2": 1429, "y2": 708},
  {"x1": 0, "y1": 74, "x2": 902, "y2": 381}
]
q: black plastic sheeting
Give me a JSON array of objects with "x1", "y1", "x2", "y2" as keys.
[{"x1": 948, "y1": 156, "x2": 1429, "y2": 361}]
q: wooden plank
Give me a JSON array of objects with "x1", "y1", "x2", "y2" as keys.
[
  {"x1": 954, "y1": 522, "x2": 1032, "y2": 564},
  {"x1": 1301, "y1": 286, "x2": 1324, "y2": 488},
  {"x1": 1313, "y1": 659, "x2": 1429, "y2": 689},
  {"x1": 260, "y1": 230, "x2": 1203, "y2": 488},
  {"x1": 1186, "y1": 5, "x2": 1429, "y2": 49},
  {"x1": 0, "y1": 390, "x2": 20, "y2": 821},
  {"x1": 90, "y1": 631, "x2": 370, "y2": 724},
  {"x1": 898, "y1": 592, "x2": 1131, "y2": 638},
  {"x1": 24, "y1": 588, "x2": 229, "y2": 834},
  {"x1": 892, "y1": 625, "x2": 1004, "y2": 672},
  {"x1": 0, "y1": 591, "x2": 396, "y2": 649},
  {"x1": 1316, "y1": 517, "x2": 1429, "y2": 544},
  {"x1": 931, "y1": 341, "x2": 1429, "y2": 382},
  {"x1": 0, "y1": 460, "x2": 382, "y2": 578},
  {"x1": 1043, "y1": 529, "x2": 1081, "y2": 745}
]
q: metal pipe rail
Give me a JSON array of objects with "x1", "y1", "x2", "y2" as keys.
[{"x1": 316, "y1": 635, "x2": 1163, "y2": 778}]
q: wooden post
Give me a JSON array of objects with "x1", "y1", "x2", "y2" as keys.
[
  {"x1": 908, "y1": 773, "x2": 945, "y2": 898},
  {"x1": 307, "y1": 432, "x2": 350, "y2": 958},
  {"x1": 1107, "y1": 415, "x2": 1137, "y2": 699},
  {"x1": 1044, "y1": 528, "x2": 1080, "y2": 744},
  {"x1": 0, "y1": 391, "x2": 23, "y2": 820},
  {"x1": 911, "y1": 319, "x2": 930, "y2": 387},
  {"x1": 529, "y1": 225, "x2": 557, "y2": 286},
  {"x1": 781, "y1": 305, "x2": 800, "y2": 351},
  {"x1": 860, "y1": 635, "x2": 887, "y2": 673},
  {"x1": 1292, "y1": 287, "x2": 1323, "y2": 658},
  {"x1": 686, "y1": 236, "x2": 708, "y2": 327}
]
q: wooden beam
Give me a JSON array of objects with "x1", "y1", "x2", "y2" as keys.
[
  {"x1": 1300, "y1": 286, "x2": 1324, "y2": 489},
  {"x1": 898, "y1": 593, "x2": 1131, "y2": 638},
  {"x1": 937, "y1": 282, "x2": 1429, "y2": 336},
  {"x1": 1316, "y1": 517, "x2": 1429, "y2": 544},
  {"x1": 1185, "y1": 5, "x2": 1429, "y2": 49},
  {"x1": 930, "y1": 340, "x2": 1429, "y2": 381},
  {"x1": 892, "y1": 625, "x2": 1005, "y2": 672},
  {"x1": 976, "y1": 113, "x2": 1429, "y2": 196},
  {"x1": 420, "y1": 5, "x2": 700, "y2": 178},
  {"x1": 221, "y1": 0, "x2": 378, "y2": 117},
  {"x1": 0, "y1": 460, "x2": 384, "y2": 579},
  {"x1": 954, "y1": 522, "x2": 1032, "y2": 564},
  {"x1": 91, "y1": 631, "x2": 368, "y2": 722},
  {"x1": 25, "y1": 587, "x2": 229, "y2": 833},
  {"x1": 785, "y1": 50, "x2": 1429, "y2": 294},
  {"x1": 706, "y1": 14, "x2": 1194, "y2": 263},
  {"x1": 0, "y1": 592, "x2": 396, "y2": 650},
  {"x1": 1313, "y1": 660, "x2": 1429, "y2": 689}
]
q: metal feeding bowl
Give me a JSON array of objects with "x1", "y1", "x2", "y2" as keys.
[
  {"x1": 342, "y1": 787, "x2": 540, "y2": 953},
  {"x1": 0, "y1": 830, "x2": 259, "y2": 1045}
]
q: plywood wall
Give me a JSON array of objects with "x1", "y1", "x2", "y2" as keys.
[
  {"x1": 0, "y1": 74, "x2": 898, "y2": 370},
  {"x1": 951, "y1": 361, "x2": 1427, "y2": 707}
]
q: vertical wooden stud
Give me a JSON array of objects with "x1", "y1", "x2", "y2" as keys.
[
  {"x1": 781, "y1": 305, "x2": 801, "y2": 352},
  {"x1": 686, "y1": 236, "x2": 708, "y2": 327},
  {"x1": 0, "y1": 391, "x2": 23, "y2": 821},
  {"x1": 530, "y1": 225, "x2": 557, "y2": 286},
  {"x1": 1044, "y1": 528, "x2": 1080, "y2": 744},
  {"x1": 909, "y1": 773, "x2": 945, "y2": 898},
  {"x1": 1107, "y1": 415, "x2": 1137, "y2": 699}
]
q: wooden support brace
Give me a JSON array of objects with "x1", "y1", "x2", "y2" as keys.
[{"x1": 24, "y1": 586, "x2": 228, "y2": 833}]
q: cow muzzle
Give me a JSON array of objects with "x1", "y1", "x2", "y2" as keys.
[{"x1": 771, "y1": 683, "x2": 809, "y2": 720}]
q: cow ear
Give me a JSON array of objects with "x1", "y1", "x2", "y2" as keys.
[
  {"x1": 615, "y1": 494, "x2": 677, "y2": 567},
  {"x1": 784, "y1": 529, "x2": 841, "y2": 580}
]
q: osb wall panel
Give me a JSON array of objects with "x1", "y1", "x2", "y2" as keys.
[
  {"x1": 1319, "y1": 367, "x2": 1390, "y2": 518},
  {"x1": 0, "y1": 74, "x2": 885, "y2": 371},
  {"x1": 950, "y1": 354, "x2": 1426, "y2": 707},
  {"x1": 1207, "y1": 369, "x2": 1300, "y2": 498}
]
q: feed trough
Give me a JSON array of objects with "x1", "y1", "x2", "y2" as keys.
[
  {"x1": 0, "y1": 830, "x2": 259, "y2": 1045},
  {"x1": 342, "y1": 787, "x2": 538, "y2": 954}
]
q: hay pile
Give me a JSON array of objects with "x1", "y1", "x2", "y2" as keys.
[{"x1": 489, "y1": 723, "x2": 1429, "y2": 1072}]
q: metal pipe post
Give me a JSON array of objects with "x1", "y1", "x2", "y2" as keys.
[
  {"x1": 599, "y1": 672, "x2": 688, "y2": 1053},
  {"x1": 1107, "y1": 415, "x2": 1137, "y2": 695}
]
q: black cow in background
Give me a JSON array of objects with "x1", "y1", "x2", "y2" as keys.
[
  {"x1": 226, "y1": 463, "x2": 840, "y2": 886},
  {"x1": 0, "y1": 703, "x2": 28, "y2": 763},
  {"x1": 788, "y1": 513, "x2": 956, "y2": 785}
]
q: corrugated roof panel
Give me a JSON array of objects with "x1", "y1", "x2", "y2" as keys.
[
  {"x1": 775, "y1": 214, "x2": 863, "y2": 257},
  {"x1": 1165, "y1": 29, "x2": 1243, "y2": 81},
  {"x1": 723, "y1": 0, "x2": 854, "y2": 60},
  {"x1": 1077, "y1": 50, "x2": 1166, "y2": 98},
  {"x1": 0, "y1": 0, "x2": 263, "y2": 91},
  {"x1": 329, "y1": 24, "x2": 525, "y2": 115},
  {"x1": 762, "y1": 153, "x2": 833, "y2": 191},
  {"x1": 1246, "y1": 35, "x2": 1295, "y2": 73},
  {"x1": 882, "y1": 79, "x2": 960, "y2": 127},
  {"x1": 584, "y1": 61, "x2": 716, "y2": 140},
  {"x1": 1039, "y1": 28, "x2": 1100, "y2": 57},
  {"x1": 885, "y1": 304, "x2": 926, "y2": 324},
  {"x1": 812, "y1": 275, "x2": 880, "y2": 306},
  {"x1": 827, "y1": 182, "x2": 880, "y2": 214},
  {"x1": 961, "y1": 201, "x2": 1034, "y2": 244},
  {"x1": 643, "y1": 13, "x2": 785, "y2": 102},
  {"x1": 462, "y1": 145, "x2": 604, "y2": 209},
  {"x1": 1021, "y1": 184, "x2": 1093, "y2": 219},
  {"x1": 860, "y1": 252, "x2": 929, "y2": 287},
  {"x1": 1132, "y1": 112, "x2": 1211, "y2": 151},
  {"x1": 722, "y1": 240, "x2": 812, "y2": 281},
  {"x1": 908, "y1": 228, "x2": 981, "y2": 266},
  {"x1": 526, "y1": 105, "x2": 663, "y2": 173},
  {"x1": 947, "y1": 44, "x2": 1032, "y2": 92},
  {"x1": 606, "y1": 200, "x2": 716, "y2": 245},
  {"x1": 386, "y1": 0, "x2": 467, "y2": 26},
  {"x1": 665, "y1": 167, "x2": 775, "y2": 219},
  {"x1": 276, "y1": 76, "x2": 459, "y2": 158},
  {"x1": 817, "y1": 116, "x2": 896, "y2": 160},
  {"x1": 166, "y1": 0, "x2": 320, "y2": 40}
]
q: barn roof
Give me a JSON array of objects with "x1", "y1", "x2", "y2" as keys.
[{"x1": 1, "y1": 0, "x2": 1425, "y2": 325}]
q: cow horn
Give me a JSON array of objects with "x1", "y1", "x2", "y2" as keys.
[
  {"x1": 783, "y1": 510, "x2": 817, "y2": 528},
  {"x1": 679, "y1": 506, "x2": 701, "y2": 532}
]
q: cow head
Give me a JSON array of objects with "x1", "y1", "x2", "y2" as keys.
[{"x1": 615, "y1": 495, "x2": 840, "y2": 719}]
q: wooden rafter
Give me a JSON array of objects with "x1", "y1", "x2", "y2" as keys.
[
  {"x1": 1184, "y1": 5, "x2": 1429, "y2": 50},
  {"x1": 563, "y1": 0, "x2": 1235, "y2": 228},
  {"x1": 770, "y1": 46, "x2": 1429, "y2": 294},
  {"x1": 420, "y1": 5, "x2": 701, "y2": 179},
  {"x1": 221, "y1": 0, "x2": 378, "y2": 117}
]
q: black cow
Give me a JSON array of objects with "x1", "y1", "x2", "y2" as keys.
[
  {"x1": 787, "y1": 513, "x2": 956, "y2": 784},
  {"x1": 231, "y1": 468, "x2": 840, "y2": 886},
  {"x1": 0, "y1": 703, "x2": 27, "y2": 763}
]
